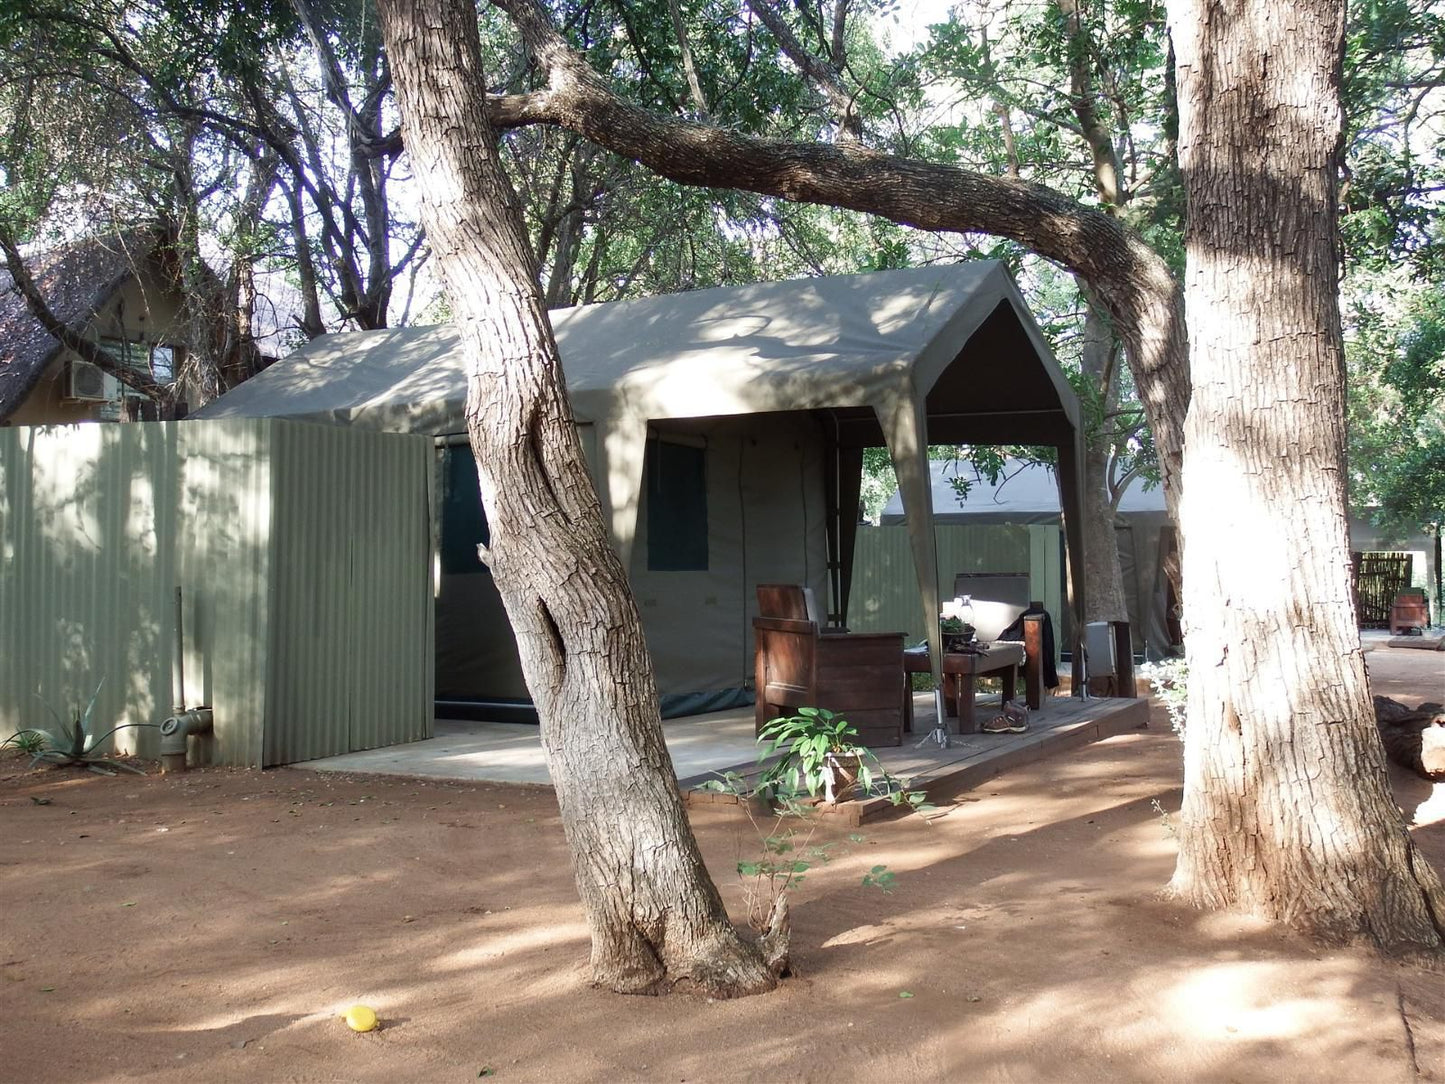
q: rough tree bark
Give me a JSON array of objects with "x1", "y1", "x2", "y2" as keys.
[
  {"x1": 1166, "y1": 0, "x2": 1445, "y2": 950},
  {"x1": 372, "y1": 0, "x2": 786, "y2": 997},
  {"x1": 486, "y1": 0, "x2": 1190, "y2": 516},
  {"x1": 1076, "y1": 290, "x2": 1130, "y2": 626}
]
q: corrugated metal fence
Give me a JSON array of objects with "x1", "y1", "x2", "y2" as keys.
[{"x1": 1, "y1": 419, "x2": 432, "y2": 766}]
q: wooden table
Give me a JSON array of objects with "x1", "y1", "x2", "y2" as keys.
[{"x1": 905, "y1": 642, "x2": 1027, "y2": 734}]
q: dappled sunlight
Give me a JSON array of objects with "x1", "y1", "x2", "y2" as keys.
[
  {"x1": 168, "y1": 1008, "x2": 328, "y2": 1037},
  {"x1": 1409, "y1": 783, "x2": 1445, "y2": 826},
  {"x1": 433, "y1": 914, "x2": 590, "y2": 972},
  {"x1": 820, "y1": 922, "x2": 895, "y2": 948},
  {"x1": 1096, "y1": 954, "x2": 1403, "y2": 1067},
  {"x1": 30, "y1": 425, "x2": 105, "y2": 555},
  {"x1": 2, "y1": 721, "x2": 1439, "y2": 1081},
  {"x1": 124, "y1": 472, "x2": 158, "y2": 556}
]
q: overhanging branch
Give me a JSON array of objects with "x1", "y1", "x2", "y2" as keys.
[{"x1": 473, "y1": 0, "x2": 1188, "y2": 505}]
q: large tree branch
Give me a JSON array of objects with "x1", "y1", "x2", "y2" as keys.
[{"x1": 485, "y1": 0, "x2": 1189, "y2": 503}]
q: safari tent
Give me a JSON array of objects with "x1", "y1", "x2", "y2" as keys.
[{"x1": 196, "y1": 262, "x2": 1089, "y2": 722}]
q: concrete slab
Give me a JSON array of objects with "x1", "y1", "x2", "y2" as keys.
[
  {"x1": 295, "y1": 706, "x2": 763, "y2": 785},
  {"x1": 294, "y1": 691, "x2": 1150, "y2": 810},
  {"x1": 1385, "y1": 632, "x2": 1444, "y2": 650},
  {"x1": 1363, "y1": 627, "x2": 1445, "y2": 651}
]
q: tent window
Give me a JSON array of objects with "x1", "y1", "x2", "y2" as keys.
[
  {"x1": 646, "y1": 438, "x2": 708, "y2": 571},
  {"x1": 441, "y1": 445, "x2": 490, "y2": 575}
]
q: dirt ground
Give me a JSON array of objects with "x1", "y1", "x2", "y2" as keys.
[{"x1": 2, "y1": 645, "x2": 1442, "y2": 1083}]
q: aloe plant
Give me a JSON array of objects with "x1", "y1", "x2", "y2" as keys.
[
  {"x1": 25, "y1": 680, "x2": 153, "y2": 775},
  {"x1": 1, "y1": 729, "x2": 47, "y2": 756}
]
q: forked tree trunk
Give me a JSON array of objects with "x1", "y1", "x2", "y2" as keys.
[
  {"x1": 1166, "y1": 0, "x2": 1445, "y2": 950},
  {"x1": 373, "y1": 0, "x2": 782, "y2": 996}
]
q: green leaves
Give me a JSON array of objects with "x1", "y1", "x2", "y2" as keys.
[
  {"x1": 1343, "y1": 0, "x2": 1445, "y2": 277},
  {"x1": 756, "y1": 709, "x2": 867, "y2": 798},
  {"x1": 1347, "y1": 277, "x2": 1445, "y2": 535},
  {"x1": 862, "y1": 865, "x2": 897, "y2": 893}
]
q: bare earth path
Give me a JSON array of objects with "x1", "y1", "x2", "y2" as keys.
[{"x1": 3, "y1": 645, "x2": 1441, "y2": 1083}]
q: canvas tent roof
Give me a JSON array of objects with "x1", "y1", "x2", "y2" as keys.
[
  {"x1": 198, "y1": 262, "x2": 1076, "y2": 435},
  {"x1": 198, "y1": 262, "x2": 1089, "y2": 677},
  {"x1": 881, "y1": 459, "x2": 1168, "y2": 525}
]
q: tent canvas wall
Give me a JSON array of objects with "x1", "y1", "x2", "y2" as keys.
[
  {"x1": 0, "y1": 418, "x2": 432, "y2": 765},
  {"x1": 880, "y1": 459, "x2": 1179, "y2": 658},
  {"x1": 197, "y1": 262, "x2": 1087, "y2": 716},
  {"x1": 433, "y1": 415, "x2": 832, "y2": 716}
]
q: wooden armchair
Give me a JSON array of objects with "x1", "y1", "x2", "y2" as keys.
[
  {"x1": 752, "y1": 584, "x2": 907, "y2": 747},
  {"x1": 1391, "y1": 591, "x2": 1430, "y2": 635}
]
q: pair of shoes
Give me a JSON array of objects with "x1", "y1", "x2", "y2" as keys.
[{"x1": 981, "y1": 711, "x2": 1026, "y2": 734}]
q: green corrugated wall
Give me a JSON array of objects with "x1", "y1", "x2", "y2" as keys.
[
  {"x1": 0, "y1": 418, "x2": 432, "y2": 767},
  {"x1": 264, "y1": 422, "x2": 433, "y2": 766},
  {"x1": 847, "y1": 523, "x2": 1064, "y2": 653}
]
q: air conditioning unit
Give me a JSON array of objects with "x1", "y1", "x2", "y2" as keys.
[{"x1": 66, "y1": 361, "x2": 113, "y2": 402}]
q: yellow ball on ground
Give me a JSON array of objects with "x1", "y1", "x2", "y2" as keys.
[{"x1": 343, "y1": 1004, "x2": 378, "y2": 1033}]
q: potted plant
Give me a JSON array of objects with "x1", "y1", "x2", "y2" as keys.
[
  {"x1": 757, "y1": 707, "x2": 878, "y2": 804},
  {"x1": 940, "y1": 595, "x2": 976, "y2": 652},
  {"x1": 939, "y1": 615, "x2": 975, "y2": 653}
]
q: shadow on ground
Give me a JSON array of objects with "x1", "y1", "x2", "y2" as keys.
[{"x1": 2, "y1": 655, "x2": 1442, "y2": 1083}]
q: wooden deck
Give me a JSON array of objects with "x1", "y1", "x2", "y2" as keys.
[{"x1": 682, "y1": 692, "x2": 1151, "y2": 826}]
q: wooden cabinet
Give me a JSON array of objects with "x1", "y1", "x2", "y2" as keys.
[{"x1": 1390, "y1": 592, "x2": 1430, "y2": 634}]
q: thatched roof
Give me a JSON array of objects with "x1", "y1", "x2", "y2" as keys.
[{"x1": 0, "y1": 230, "x2": 166, "y2": 420}]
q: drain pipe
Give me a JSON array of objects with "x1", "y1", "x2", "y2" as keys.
[
  {"x1": 172, "y1": 586, "x2": 187, "y2": 720},
  {"x1": 160, "y1": 708, "x2": 213, "y2": 773},
  {"x1": 161, "y1": 587, "x2": 213, "y2": 773}
]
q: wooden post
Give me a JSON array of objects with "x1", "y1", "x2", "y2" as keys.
[
  {"x1": 1112, "y1": 621, "x2": 1136, "y2": 698},
  {"x1": 1023, "y1": 613, "x2": 1044, "y2": 710}
]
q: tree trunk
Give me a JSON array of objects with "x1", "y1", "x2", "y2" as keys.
[
  {"x1": 1077, "y1": 289, "x2": 1130, "y2": 626},
  {"x1": 1166, "y1": 0, "x2": 1445, "y2": 951},
  {"x1": 284, "y1": 180, "x2": 328, "y2": 340},
  {"x1": 374, "y1": 0, "x2": 783, "y2": 996},
  {"x1": 1080, "y1": 438, "x2": 1126, "y2": 622}
]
